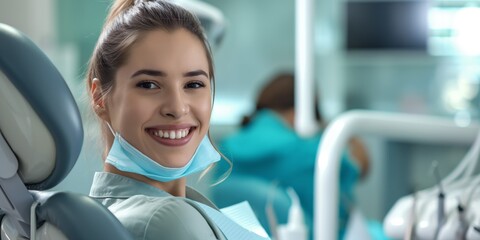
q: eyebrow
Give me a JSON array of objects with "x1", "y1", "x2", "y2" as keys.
[
  {"x1": 184, "y1": 70, "x2": 209, "y2": 78},
  {"x1": 131, "y1": 69, "x2": 166, "y2": 78},
  {"x1": 131, "y1": 69, "x2": 209, "y2": 78}
]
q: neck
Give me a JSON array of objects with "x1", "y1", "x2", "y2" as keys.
[
  {"x1": 276, "y1": 108, "x2": 295, "y2": 129},
  {"x1": 104, "y1": 164, "x2": 187, "y2": 197}
]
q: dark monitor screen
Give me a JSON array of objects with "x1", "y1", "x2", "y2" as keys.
[{"x1": 345, "y1": 0, "x2": 429, "y2": 51}]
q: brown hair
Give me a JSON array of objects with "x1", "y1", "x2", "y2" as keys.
[
  {"x1": 242, "y1": 72, "x2": 322, "y2": 126},
  {"x1": 256, "y1": 72, "x2": 295, "y2": 112}
]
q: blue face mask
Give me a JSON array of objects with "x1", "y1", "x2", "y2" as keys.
[{"x1": 104, "y1": 124, "x2": 221, "y2": 182}]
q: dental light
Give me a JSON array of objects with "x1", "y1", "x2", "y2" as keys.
[{"x1": 171, "y1": 0, "x2": 226, "y2": 47}]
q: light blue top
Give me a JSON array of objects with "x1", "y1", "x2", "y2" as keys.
[{"x1": 89, "y1": 172, "x2": 226, "y2": 240}]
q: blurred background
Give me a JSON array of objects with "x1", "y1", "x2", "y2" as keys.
[{"x1": 2, "y1": 0, "x2": 480, "y2": 226}]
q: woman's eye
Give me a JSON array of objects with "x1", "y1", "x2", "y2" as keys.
[
  {"x1": 185, "y1": 81, "x2": 205, "y2": 89},
  {"x1": 136, "y1": 81, "x2": 158, "y2": 89}
]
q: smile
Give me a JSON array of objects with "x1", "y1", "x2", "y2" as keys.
[
  {"x1": 146, "y1": 127, "x2": 196, "y2": 147},
  {"x1": 152, "y1": 128, "x2": 190, "y2": 139}
]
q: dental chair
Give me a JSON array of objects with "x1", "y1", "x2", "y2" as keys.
[{"x1": 0, "y1": 23, "x2": 132, "y2": 240}]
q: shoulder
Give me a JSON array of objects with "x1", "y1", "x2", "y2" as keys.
[
  {"x1": 111, "y1": 196, "x2": 219, "y2": 240},
  {"x1": 144, "y1": 197, "x2": 219, "y2": 240}
]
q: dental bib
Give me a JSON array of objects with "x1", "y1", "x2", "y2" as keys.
[{"x1": 105, "y1": 131, "x2": 220, "y2": 182}]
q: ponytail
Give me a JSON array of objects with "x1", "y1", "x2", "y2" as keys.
[{"x1": 105, "y1": 0, "x2": 135, "y2": 28}]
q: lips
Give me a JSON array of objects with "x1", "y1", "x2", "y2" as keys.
[{"x1": 146, "y1": 126, "x2": 196, "y2": 147}]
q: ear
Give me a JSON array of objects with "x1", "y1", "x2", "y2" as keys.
[{"x1": 91, "y1": 78, "x2": 109, "y2": 121}]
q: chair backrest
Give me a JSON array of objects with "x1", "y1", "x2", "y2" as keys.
[{"x1": 0, "y1": 23, "x2": 132, "y2": 240}]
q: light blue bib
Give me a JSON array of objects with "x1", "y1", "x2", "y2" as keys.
[{"x1": 194, "y1": 201, "x2": 271, "y2": 240}]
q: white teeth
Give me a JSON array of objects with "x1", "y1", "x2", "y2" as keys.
[{"x1": 153, "y1": 128, "x2": 190, "y2": 139}]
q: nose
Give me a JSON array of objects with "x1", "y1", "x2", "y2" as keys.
[{"x1": 160, "y1": 90, "x2": 189, "y2": 119}]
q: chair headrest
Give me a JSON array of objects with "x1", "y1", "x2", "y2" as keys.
[{"x1": 0, "y1": 23, "x2": 83, "y2": 190}]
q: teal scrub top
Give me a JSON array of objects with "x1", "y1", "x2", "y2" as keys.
[
  {"x1": 218, "y1": 110, "x2": 360, "y2": 239},
  {"x1": 89, "y1": 172, "x2": 226, "y2": 240}
]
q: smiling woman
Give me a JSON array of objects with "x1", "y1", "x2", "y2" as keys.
[
  {"x1": 96, "y1": 28, "x2": 212, "y2": 171},
  {"x1": 83, "y1": 1, "x2": 264, "y2": 240}
]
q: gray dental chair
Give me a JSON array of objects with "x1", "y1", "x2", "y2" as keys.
[{"x1": 0, "y1": 23, "x2": 132, "y2": 240}]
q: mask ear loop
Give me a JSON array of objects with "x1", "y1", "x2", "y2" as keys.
[
  {"x1": 197, "y1": 78, "x2": 233, "y2": 187},
  {"x1": 105, "y1": 122, "x2": 115, "y2": 136}
]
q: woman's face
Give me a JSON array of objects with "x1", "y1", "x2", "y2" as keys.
[{"x1": 105, "y1": 28, "x2": 212, "y2": 168}]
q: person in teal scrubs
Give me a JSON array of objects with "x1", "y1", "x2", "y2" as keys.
[
  {"x1": 85, "y1": 1, "x2": 267, "y2": 239},
  {"x1": 212, "y1": 72, "x2": 370, "y2": 239}
]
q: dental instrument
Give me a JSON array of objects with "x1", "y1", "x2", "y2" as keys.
[
  {"x1": 432, "y1": 161, "x2": 446, "y2": 240},
  {"x1": 315, "y1": 110, "x2": 479, "y2": 240}
]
